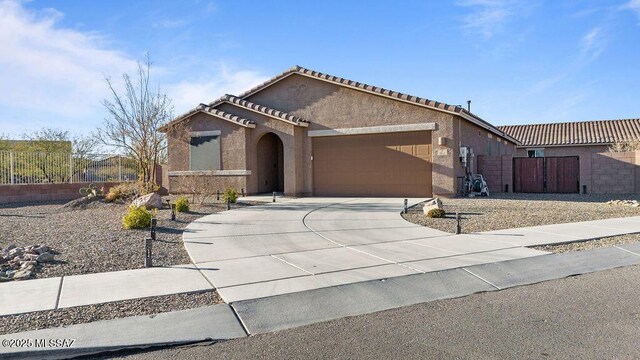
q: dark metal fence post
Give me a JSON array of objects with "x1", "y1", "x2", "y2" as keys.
[
  {"x1": 150, "y1": 218, "x2": 157, "y2": 240},
  {"x1": 216, "y1": 190, "x2": 220, "y2": 201},
  {"x1": 171, "y1": 203, "x2": 176, "y2": 221},
  {"x1": 226, "y1": 197, "x2": 231, "y2": 210},
  {"x1": 273, "y1": 191, "x2": 276, "y2": 202},
  {"x1": 145, "y1": 237, "x2": 153, "y2": 268},
  {"x1": 456, "y1": 212, "x2": 461, "y2": 234},
  {"x1": 404, "y1": 199, "x2": 408, "y2": 214},
  {"x1": 241, "y1": 188, "x2": 245, "y2": 197}
]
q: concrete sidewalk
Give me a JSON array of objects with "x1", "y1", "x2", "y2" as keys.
[
  {"x1": 0, "y1": 304, "x2": 246, "y2": 359},
  {"x1": 3, "y1": 196, "x2": 640, "y2": 317},
  {"x1": 0, "y1": 265, "x2": 213, "y2": 317},
  {"x1": 3, "y1": 243, "x2": 640, "y2": 359}
]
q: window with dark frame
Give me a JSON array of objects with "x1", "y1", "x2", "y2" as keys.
[{"x1": 190, "y1": 134, "x2": 221, "y2": 170}]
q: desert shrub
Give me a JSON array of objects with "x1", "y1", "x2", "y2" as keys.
[
  {"x1": 175, "y1": 196, "x2": 190, "y2": 212},
  {"x1": 427, "y1": 208, "x2": 446, "y2": 218},
  {"x1": 222, "y1": 188, "x2": 238, "y2": 204},
  {"x1": 105, "y1": 183, "x2": 138, "y2": 203},
  {"x1": 122, "y1": 206, "x2": 152, "y2": 229},
  {"x1": 137, "y1": 181, "x2": 160, "y2": 196}
]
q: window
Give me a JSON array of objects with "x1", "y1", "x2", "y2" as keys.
[
  {"x1": 190, "y1": 131, "x2": 221, "y2": 170},
  {"x1": 487, "y1": 134, "x2": 493, "y2": 156},
  {"x1": 527, "y1": 148, "x2": 544, "y2": 158}
]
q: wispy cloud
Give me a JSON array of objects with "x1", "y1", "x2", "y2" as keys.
[
  {"x1": 152, "y1": 18, "x2": 190, "y2": 29},
  {"x1": 457, "y1": 0, "x2": 529, "y2": 39},
  {"x1": 0, "y1": 0, "x2": 137, "y2": 119},
  {"x1": 166, "y1": 64, "x2": 268, "y2": 113},
  {"x1": 580, "y1": 27, "x2": 606, "y2": 61},
  {"x1": 625, "y1": 0, "x2": 640, "y2": 22}
]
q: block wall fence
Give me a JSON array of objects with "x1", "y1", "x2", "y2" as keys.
[
  {"x1": 0, "y1": 165, "x2": 168, "y2": 204},
  {"x1": 477, "y1": 150, "x2": 640, "y2": 194}
]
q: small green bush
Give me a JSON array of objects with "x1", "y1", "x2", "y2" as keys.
[
  {"x1": 175, "y1": 196, "x2": 189, "y2": 212},
  {"x1": 427, "y1": 208, "x2": 446, "y2": 218},
  {"x1": 222, "y1": 188, "x2": 238, "y2": 204},
  {"x1": 122, "y1": 206, "x2": 152, "y2": 229}
]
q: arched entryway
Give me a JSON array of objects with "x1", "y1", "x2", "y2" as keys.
[{"x1": 257, "y1": 132, "x2": 284, "y2": 193}]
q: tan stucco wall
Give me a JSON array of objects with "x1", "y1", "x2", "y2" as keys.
[
  {"x1": 166, "y1": 112, "x2": 249, "y2": 193},
  {"x1": 452, "y1": 117, "x2": 517, "y2": 193},
  {"x1": 166, "y1": 73, "x2": 516, "y2": 197},
  {"x1": 247, "y1": 74, "x2": 474, "y2": 196}
]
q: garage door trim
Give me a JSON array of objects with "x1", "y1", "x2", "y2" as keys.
[{"x1": 308, "y1": 123, "x2": 437, "y2": 137}]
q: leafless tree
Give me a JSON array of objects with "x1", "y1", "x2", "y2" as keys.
[{"x1": 100, "y1": 54, "x2": 173, "y2": 184}]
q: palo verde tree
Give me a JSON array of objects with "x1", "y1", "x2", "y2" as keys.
[{"x1": 100, "y1": 55, "x2": 173, "y2": 185}]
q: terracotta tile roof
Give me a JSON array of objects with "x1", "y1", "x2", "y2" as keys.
[
  {"x1": 211, "y1": 94, "x2": 309, "y2": 127},
  {"x1": 159, "y1": 105, "x2": 255, "y2": 132},
  {"x1": 238, "y1": 66, "x2": 518, "y2": 144},
  {"x1": 498, "y1": 119, "x2": 640, "y2": 147}
]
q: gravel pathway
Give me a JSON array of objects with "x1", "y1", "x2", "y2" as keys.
[
  {"x1": 403, "y1": 193, "x2": 640, "y2": 234},
  {"x1": 0, "y1": 199, "x2": 255, "y2": 279},
  {"x1": 0, "y1": 290, "x2": 221, "y2": 335}
]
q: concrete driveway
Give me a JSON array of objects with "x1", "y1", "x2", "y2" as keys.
[{"x1": 183, "y1": 197, "x2": 545, "y2": 302}]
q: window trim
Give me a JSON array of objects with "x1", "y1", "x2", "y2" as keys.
[{"x1": 527, "y1": 148, "x2": 545, "y2": 158}]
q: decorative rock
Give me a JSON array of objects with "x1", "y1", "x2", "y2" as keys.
[
  {"x1": 12, "y1": 268, "x2": 33, "y2": 280},
  {"x1": 35, "y1": 245, "x2": 51, "y2": 254},
  {"x1": 36, "y1": 252, "x2": 55, "y2": 263},
  {"x1": 423, "y1": 197, "x2": 444, "y2": 214},
  {"x1": 3, "y1": 243, "x2": 17, "y2": 253},
  {"x1": 131, "y1": 192, "x2": 163, "y2": 209},
  {"x1": 20, "y1": 261, "x2": 37, "y2": 269},
  {"x1": 607, "y1": 199, "x2": 640, "y2": 208},
  {"x1": 24, "y1": 253, "x2": 39, "y2": 261}
]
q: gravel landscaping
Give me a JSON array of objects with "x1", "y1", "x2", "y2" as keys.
[
  {"x1": 531, "y1": 233, "x2": 640, "y2": 253},
  {"x1": 403, "y1": 193, "x2": 640, "y2": 234},
  {"x1": 403, "y1": 193, "x2": 640, "y2": 253},
  {"x1": 0, "y1": 197, "x2": 255, "y2": 280},
  {"x1": 0, "y1": 290, "x2": 221, "y2": 335}
]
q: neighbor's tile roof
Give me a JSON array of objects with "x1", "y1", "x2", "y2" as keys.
[
  {"x1": 498, "y1": 119, "x2": 640, "y2": 147},
  {"x1": 211, "y1": 94, "x2": 309, "y2": 126}
]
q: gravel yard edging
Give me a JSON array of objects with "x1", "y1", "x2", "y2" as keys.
[
  {"x1": 0, "y1": 290, "x2": 222, "y2": 336},
  {"x1": 531, "y1": 234, "x2": 640, "y2": 254}
]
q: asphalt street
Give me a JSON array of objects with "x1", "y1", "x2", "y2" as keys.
[{"x1": 112, "y1": 264, "x2": 640, "y2": 359}]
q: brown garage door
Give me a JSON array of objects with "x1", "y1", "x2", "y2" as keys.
[{"x1": 312, "y1": 131, "x2": 432, "y2": 196}]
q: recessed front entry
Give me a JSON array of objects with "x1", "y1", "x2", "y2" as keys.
[
  {"x1": 312, "y1": 131, "x2": 432, "y2": 196},
  {"x1": 257, "y1": 132, "x2": 284, "y2": 193}
]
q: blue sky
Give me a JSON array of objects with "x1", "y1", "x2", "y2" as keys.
[{"x1": 0, "y1": 0, "x2": 639, "y2": 137}]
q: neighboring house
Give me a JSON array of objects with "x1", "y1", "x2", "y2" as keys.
[
  {"x1": 499, "y1": 119, "x2": 640, "y2": 158},
  {"x1": 160, "y1": 65, "x2": 518, "y2": 197},
  {"x1": 490, "y1": 119, "x2": 640, "y2": 194}
]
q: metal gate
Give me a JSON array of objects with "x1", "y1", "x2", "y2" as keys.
[{"x1": 513, "y1": 156, "x2": 579, "y2": 193}]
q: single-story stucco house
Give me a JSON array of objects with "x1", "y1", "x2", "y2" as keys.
[
  {"x1": 160, "y1": 66, "x2": 521, "y2": 197},
  {"x1": 160, "y1": 65, "x2": 640, "y2": 197}
]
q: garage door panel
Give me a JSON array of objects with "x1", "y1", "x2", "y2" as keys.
[{"x1": 313, "y1": 131, "x2": 432, "y2": 197}]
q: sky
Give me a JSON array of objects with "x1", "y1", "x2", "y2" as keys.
[{"x1": 0, "y1": 0, "x2": 639, "y2": 137}]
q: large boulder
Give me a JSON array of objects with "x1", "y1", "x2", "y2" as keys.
[
  {"x1": 131, "y1": 192, "x2": 163, "y2": 209},
  {"x1": 423, "y1": 197, "x2": 443, "y2": 214}
]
